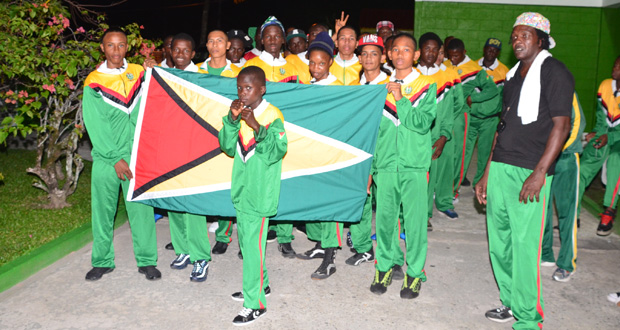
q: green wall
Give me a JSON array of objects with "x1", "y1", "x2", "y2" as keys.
[{"x1": 414, "y1": 2, "x2": 620, "y2": 131}]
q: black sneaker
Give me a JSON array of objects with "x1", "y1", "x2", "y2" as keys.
[
  {"x1": 392, "y1": 264, "x2": 405, "y2": 280},
  {"x1": 311, "y1": 248, "x2": 336, "y2": 280},
  {"x1": 346, "y1": 231, "x2": 353, "y2": 248},
  {"x1": 238, "y1": 250, "x2": 243, "y2": 259},
  {"x1": 267, "y1": 229, "x2": 277, "y2": 242},
  {"x1": 85, "y1": 267, "x2": 113, "y2": 281},
  {"x1": 428, "y1": 218, "x2": 433, "y2": 232},
  {"x1": 485, "y1": 305, "x2": 514, "y2": 323},
  {"x1": 461, "y1": 177, "x2": 471, "y2": 186},
  {"x1": 190, "y1": 260, "x2": 209, "y2": 282},
  {"x1": 138, "y1": 266, "x2": 162, "y2": 280},
  {"x1": 170, "y1": 253, "x2": 191, "y2": 269},
  {"x1": 232, "y1": 307, "x2": 266, "y2": 326},
  {"x1": 370, "y1": 268, "x2": 393, "y2": 294},
  {"x1": 231, "y1": 286, "x2": 272, "y2": 301},
  {"x1": 597, "y1": 209, "x2": 615, "y2": 236},
  {"x1": 165, "y1": 242, "x2": 174, "y2": 250},
  {"x1": 296, "y1": 241, "x2": 324, "y2": 260},
  {"x1": 400, "y1": 274, "x2": 422, "y2": 299},
  {"x1": 212, "y1": 241, "x2": 228, "y2": 254},
  {"x1": 345, "y1": 248, "x2": 374, "y2": 266},
  {"x1": 278, "y1": 242, "x2": 296, "y2": 258}
]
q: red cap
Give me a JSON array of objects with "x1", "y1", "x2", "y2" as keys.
[{"x1": 357, "y1": 34, "x2": 384, "y2": 52}]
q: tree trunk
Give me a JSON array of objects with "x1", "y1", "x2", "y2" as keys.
[
  {"x1": 26, "y1": 91, "x2": 84, "y2": 209},
  {"x1": 198, "y1": 0, "x2": 210, "y2": 46}
]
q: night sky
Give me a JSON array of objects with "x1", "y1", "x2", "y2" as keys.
[{"x1": 82, "y1": 0, "x2": 414, "y2": 43}]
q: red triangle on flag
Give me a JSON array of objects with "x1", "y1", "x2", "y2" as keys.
[{"x1": 132, "y1": 72, "x2": 222, "y2": 198}]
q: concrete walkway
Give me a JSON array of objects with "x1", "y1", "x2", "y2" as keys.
[{"x1": 1, "y1": 186, "x2": 619, "y2": 329}]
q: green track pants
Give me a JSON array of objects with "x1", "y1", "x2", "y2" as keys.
[
  {"x1": 271, "y1": 222, "x2": 294, "y2": 244},
  {"x1": 462, "y1": 115, "x2": 498, "y2": 185},
  {"x1": 306, "y1": 221, "x2": 344, "y2": 248},
  {"x1": 487, "y1": 161, "x2": 552, "y2": 330},
  {"x1": 169, "y1": 211, "x2": 211, "y2": 263},
  {"x1": 215, "y1": 218, "x2": 234, "y2": 244},
  {"x1": 90, "y1": 160, "x2": 157, "y2": 268},
  {"x1": 374, "y1": 171, "x2": 428, "y2": 280},
  {"x1": 578, "y1": 139, "x2": 620, "y2": 213},
  {"x1": 237, "y1": 210, "x2": 270, "y2": 310},
  {"x1": 428, "y1": 136, "x2": 456, "y2": 217},
  {"x1": 542, "y1": 153, "x2": 579, "y2": 272},
  {"x1": 350, "y1": 193, "x2": 374, "y2": 253},
  {"x1": 453, "y1": 112, "x2": 469, "y2": 196}
]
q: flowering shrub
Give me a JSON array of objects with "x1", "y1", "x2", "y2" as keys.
[{"x1": 0, "y1": 0, "x2": 156, "y2": 208}]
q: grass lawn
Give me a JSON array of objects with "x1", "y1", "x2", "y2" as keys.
[{"x1": 0, "y1": 149, "x2": 95, "y2": 267}]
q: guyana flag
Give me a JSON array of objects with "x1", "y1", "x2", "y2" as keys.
[{"x1": 128, "y1": 67, "x2": 386, "y2": 221}]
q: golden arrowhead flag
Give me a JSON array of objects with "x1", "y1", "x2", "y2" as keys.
[{"x1": 128, "y1": 67, "x2": 386, "y2": 221}]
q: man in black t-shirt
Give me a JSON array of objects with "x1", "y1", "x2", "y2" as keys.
[{"x1": 475, "y1": 12, "x2": 573, "y2": 329}]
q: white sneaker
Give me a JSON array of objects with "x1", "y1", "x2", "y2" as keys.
[
  {"x1": 607, "y1": 292, "x2": 620, "y2": 304},
  {"x1": 208, "y1": 222, "x2": 219, "y2": 233},
  {"x1": 540, "y1": 261, "x2": 556, "y2": 267},
  {"x1": 552, "y1": 268, "x2": 573, "y2": 282}
]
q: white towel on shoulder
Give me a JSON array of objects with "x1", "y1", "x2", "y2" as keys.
[{"x1": 505, "y1": 50, "x2": 552, "y2": 125}]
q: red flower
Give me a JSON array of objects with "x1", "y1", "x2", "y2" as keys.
[{"x1": 42, "y1": 84, "x2": 56, "y2": 93}]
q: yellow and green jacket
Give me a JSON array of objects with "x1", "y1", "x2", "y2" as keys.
[
  {"x1": 244, "y1": 51, "x2": 299, "y2": 83},
  {"x1": 478, "y1": 57, "x2": 510, "y2": 115},
  {"x1": 373, "y1": 70, "x2": 437, "y2": 173},
  {"x1": 286, "y1": 51, "x2": 311, "y2": 84},
  {"x1": 330, "y1": 53, "x2": 362, "y2": 86},
  {"x1": 218, "y1": 99, "x2": 288, "y2": 216},
  {"x1": 595, "y1": 79, "x2": 620, "y2": 145},
  {"x1": 417, "y1": 64, "x2": 455, "y2": 142},
  {"x1": 83, "y1": 60, "x2": 144, "y2": 166},
  {"x1": 197, "y1": 58, "x2": 241, "y2": 78},
  {"x1": 441, "y1": 63, "x2": 466, "y2": 122},
  {"x1": 454, "y1": 56, "x2": 499, "y2": 118}
]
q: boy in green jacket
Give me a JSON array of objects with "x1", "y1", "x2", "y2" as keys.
[
  {"x1": 219, "y1": 66, "x2": 287, "y2": 326},
  {"x1": 370, "y1": 33, "x2": 437, "y2": 299}
]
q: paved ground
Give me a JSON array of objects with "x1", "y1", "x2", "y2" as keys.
[{"x1": 1, "y1": 181, "x2": 619, "y2": 329}]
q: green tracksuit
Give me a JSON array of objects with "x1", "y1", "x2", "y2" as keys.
[
  {"x1": 417, "y1": 65, "x2": 455, "y2": 217},
  {"x1": 218, "y1": 99, "x2": 287, "y2": 310},
  {"x1": 442, "y1": 66, "x2": 466, "y2": 201},
  {"x1": 374, "y1": 71, "x2": 436, "y2": 280},
  {"x1": 462, "y1": 59, "x2": 509, "y2": 186},
  {"x1": 578, "y1": 79, "x2": 620, "y2": 213},
  {"x1": 169, "y1": 211, "x2": 211, "y2": 262},
  {"x1": 453, "y1": 57, "x2": 499, "y2": 194},
  {"x1": 83, "y1": 63, "x2": 158, "y2": 269},
  {"x1": 542, "y1": 93, "x2": 585, "y2": 272}
]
